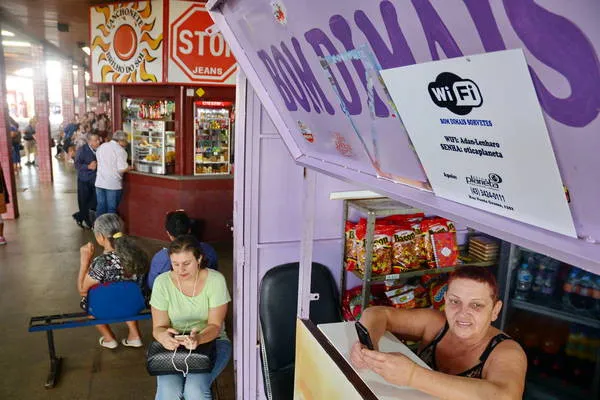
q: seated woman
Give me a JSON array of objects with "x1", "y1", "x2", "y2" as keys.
[
  {"x1": 351, "y1": 266, "x2": 527, "y2": 400},
  {"x1": 147, "y1": 210, "x2": 218, "y2": 290},
  {"x1": 78, "y1": 213, "x2": 149, "y2": 349},
  {"x1": 150, "y1": 235, "x2": 231, "y2": 400}
]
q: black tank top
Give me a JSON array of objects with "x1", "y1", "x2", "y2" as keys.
[{"x1": 418, "y1": 323, "x2": 511, "y2": 379}]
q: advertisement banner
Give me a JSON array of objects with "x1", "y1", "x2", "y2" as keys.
[
  {"x1": 168, "y1": 0, "x2": 237, "y2": 85},
  {"x1": 90, "y1": 1, "x2": 164, "y2": 84},
  {"x1": 381, "y1": 49, "x2": 576, "y2": 237}
]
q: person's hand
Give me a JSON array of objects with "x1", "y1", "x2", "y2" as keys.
[
  {"x1": 88, "y1": 161, "x2": 97, "y2": 170},
  {"x1": 361, "y1": 349, "x2": 418, "y2": 387},
  {"x1": 80, "y1": 242, "x2": 95, "y2": 263},
  {"x1": 350, "y1": 341, "x2": 369, "y2": 369},
  {"x1": 160, "y1": 328, "x2": 182, "y2": 351},
  {"x1": 182, "y1": 328, "x2": 200, "y2": 350}
]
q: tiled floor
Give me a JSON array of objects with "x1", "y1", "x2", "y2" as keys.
[{"x1": 0, "y1": 158, "x2": 235, "y2": 399}]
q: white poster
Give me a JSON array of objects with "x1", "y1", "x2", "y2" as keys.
[
  {"x1": 90, "y1": 1, "x2": 164, "y2": 84},
  {"x1": 381, "y1": 49, "x2": 576, "y2": 237}
]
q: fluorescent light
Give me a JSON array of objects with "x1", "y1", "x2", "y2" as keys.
[
  {"x1": 1, "y1": 30, "x2": 15, "y2": 37},
  {"x1": 2, "y1": 40, "x2": 31, "y2": 47},
  {"x1": 81, "y1": 46, "x2": 90, "y2": 55}
]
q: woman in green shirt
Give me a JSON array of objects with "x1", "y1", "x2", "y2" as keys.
[{"x1": 150, "y1": 235, "x2": 231, "y2": 400}]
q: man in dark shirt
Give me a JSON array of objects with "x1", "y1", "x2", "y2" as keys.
[{"x1": 73, "y1": 133, "x2": 101, "y2": 228}]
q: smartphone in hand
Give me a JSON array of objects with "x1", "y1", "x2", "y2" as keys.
[
  {"x1": 355, "y1": 321, "x2": 375, "y2": 350},
  {"x1": 174, "y1": 334, "x2": 188, "y2": 341}
]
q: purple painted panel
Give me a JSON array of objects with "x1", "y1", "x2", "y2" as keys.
[{"x1": 212, "y1": 0, "x2": 600, "y2": 249}]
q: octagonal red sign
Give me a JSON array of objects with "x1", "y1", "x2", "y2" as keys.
[{"x1": 169, "y1": 4, "x2": 237, "y2": 84}]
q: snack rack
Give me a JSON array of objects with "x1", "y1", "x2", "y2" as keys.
[
  {"x1": 340, "y1": 198, "x2": 498, "y2": 312},
  {"x1": 194, "y1": 102, "x2": 232, "y2": 176},
  {"x1": 130, "y1": 119, "x2": 176, "y2": 175}
]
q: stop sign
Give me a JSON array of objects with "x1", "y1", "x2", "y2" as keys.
[{"x1": 169, "y1": 4, "x2": 237, "y2": 83}]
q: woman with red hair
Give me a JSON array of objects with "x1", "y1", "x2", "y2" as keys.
[{"x1": 351, "y1": 266, "x2": 527, "y2": 400}]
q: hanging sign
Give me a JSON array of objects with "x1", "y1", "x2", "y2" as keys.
[
  {"x1": 381, "y1": 49, "x2": 576, "y2": 237},
  {"x1": 90, "y1": 1, "x2": 164, "y2": 83},
  {"x1": 168, "y1": 1, "x2": 237, "y2": 85}
]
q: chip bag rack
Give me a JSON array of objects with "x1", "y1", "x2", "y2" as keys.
[{"x1": 339, "y1": 198, "x2": 497, "y2": 313}]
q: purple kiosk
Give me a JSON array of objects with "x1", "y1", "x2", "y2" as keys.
[{"x1": 207, "y1": 0, "x2": 600, "y2": 399}]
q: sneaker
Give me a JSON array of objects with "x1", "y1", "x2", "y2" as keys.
[
  {"x1": 99, "y1": 337, "x2": 118, "y2": 349},
  {"x1": 0, "y1": 237, "x2": 6, "y2": 246},
  {"x1": 121, "y1": 338, "x2": 143, "y2": 348}
]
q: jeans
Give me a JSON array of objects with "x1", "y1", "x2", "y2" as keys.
[
  {"x1": 95, "y1": 187, "x2": 122, "y2": 217},
  {"x1": 155, "y1": 339, "x2": 232, "y2": 400}
]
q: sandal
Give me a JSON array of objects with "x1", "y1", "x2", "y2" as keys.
[
  {"x1": 121, "y1": 338, "x2": 143, "y2": 348},
  {"x1": 99, "y1": 337, "x2": 118, "y2": 349}
]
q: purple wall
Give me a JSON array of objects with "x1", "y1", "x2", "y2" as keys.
[{"x1": 233, "y1": 75, "x2": 359, "y2": 400}]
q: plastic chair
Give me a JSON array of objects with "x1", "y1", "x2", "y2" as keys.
[
  {"x1": 259, "y1": 262, "x2": 342, "y2": 400},
  {"x1": 87, "y1": 280, "x2": 146, "y2": 319}
]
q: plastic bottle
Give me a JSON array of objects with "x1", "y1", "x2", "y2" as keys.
[
  {"x1": 563, "y1": 268, "x2": 580, "y2": 309},
  {"x1": 531, "y1": 260, "x2": 546, "y2": 300},
  {"x1": 515, "y1": 261, "x2": 533, "y2": 300},
  {"x1": 578, "y1": 274, "x2": 595, "y2": 310},
  {"x1": 541, "y1": 258, "x2": 560, "y2": 298}
]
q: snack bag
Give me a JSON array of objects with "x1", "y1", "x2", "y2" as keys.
[
  {"x1": 381, "y1": 213, "x2": 424, "y2": 225},
  {"x1": 355, "y1": 221, "x2": 394, "y2": 275},
  {"x1": 412, "y1": 221, "x2": 428, "y2": 264},
  {"x1": 371, "y1": 225, "x2": 394, "y2": 275},
  {"x1": 389, "y1": 289, "x2": 417, "y2": 309},
  {"x1": 344, "y1": 221, "x2": 358, "y2": 271},
  {"x1": 431, "y1": 231, "x2": 459, "y2": 268},
  {"x1": 421, "y1": 218, "x2": 456, "y2": 266},
  {"x1": 430, "y1": 280, "x2": 449, "y2": 310},
  {"x1": 392, "y1": 224, "x2": 420, "y2": 272},
  {"x1": 414, "y1": 284, "x2": 431, "y2": 308},
  {"x1": 355, "y1": 221, "x2": 367, "y2": 273}
]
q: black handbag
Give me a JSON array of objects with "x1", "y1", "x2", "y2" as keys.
[{"x1": 146, "y1": 340, "x2": 215, "y2": 376}]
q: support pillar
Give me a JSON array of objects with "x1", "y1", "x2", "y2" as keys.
[
  {"x1": 61, "y1": 59, "x2": 75, "y2": 125},
  {"x1": 31, "y1": 44, "x2": 52, "y2": 183},
  {"x1": 76, "y1": 68, "x2": 86, "y2": 118},
  {"x1": 0, "y1": 38, "x2": 19, "y2": 218}
]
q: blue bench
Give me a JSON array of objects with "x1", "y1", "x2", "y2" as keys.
[{"x1": 28, "y1": 310, "x2": 152, "y2": 388}]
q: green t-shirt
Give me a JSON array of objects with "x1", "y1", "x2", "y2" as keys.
[{"x1": 150, "y1": 269, "x2": 231, "y2": 339}]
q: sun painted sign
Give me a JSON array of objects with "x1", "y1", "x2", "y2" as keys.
[
  {"x1": 90, "y1": 1, "x2": 164, "y2": 83},
  {"x1": 168, "y1": 1, "x2": 237, "y2": 85}
]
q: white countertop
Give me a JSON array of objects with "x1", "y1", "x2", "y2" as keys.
[{"x1": 318, "y1": 322, "x2": 438, "y2": 400}]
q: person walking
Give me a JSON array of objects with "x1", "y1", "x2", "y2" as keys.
[
  {"x1": 73, "y1": 132, "x2": 101, "y2": 228},
  {"x1": 0, "y1": 162, "x2": 9, "y2": 245},
  {"x1": 10, "y1": 125, "x2": 22, "y2": 170},
  {"x1": 23, "y1": 116, "x2": 37, "y2": 166},
  {"x1": 95, "y1": 130, "x2": 130, "y2": 217}
]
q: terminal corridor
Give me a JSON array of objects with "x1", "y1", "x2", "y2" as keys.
[{"x1": 0, "y1": 160, "x2": 234, "y2": 399}]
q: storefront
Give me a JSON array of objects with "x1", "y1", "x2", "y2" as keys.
[
  {"x1": 89, "y1": 0, "x2": 237, "y2": 241},
  {"x1": 206, "y1": 1, "x2": 600, "y2": 399}
]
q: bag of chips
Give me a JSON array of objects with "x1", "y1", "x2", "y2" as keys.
[
  {"x1": 370, "y1": 225, "x2": 394, "y2": 275},
  {"x1": 344, "y1": 221, "x2": 358, "y2": 271},
  {"x1": 392, "y1": 224, "x2": 420, "y2": 272},
  {"x1": 389, "y1": 289, "x2": 417, "y2": 309},
  {"x1": 421, "y1": 218, "x2": 456, "y2": 266},
  {"x1": 430, "y1": 280, "x2": 449, "y2": 310}
]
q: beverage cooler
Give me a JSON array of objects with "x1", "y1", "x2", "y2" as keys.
[
  {"x1": 193, "y1": 101, "x2": 232, "y2": 176},
  {"x1": 122, "y1": 98, "x2": 176, "y2": 175}
]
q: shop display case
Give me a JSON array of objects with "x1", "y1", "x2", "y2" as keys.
[
  {"x1": 194, "y1": 101, "x2": 232, "y2": 176},
  {"x1": 122, "y1": 98, "x2": 176, "y2": 175}
]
